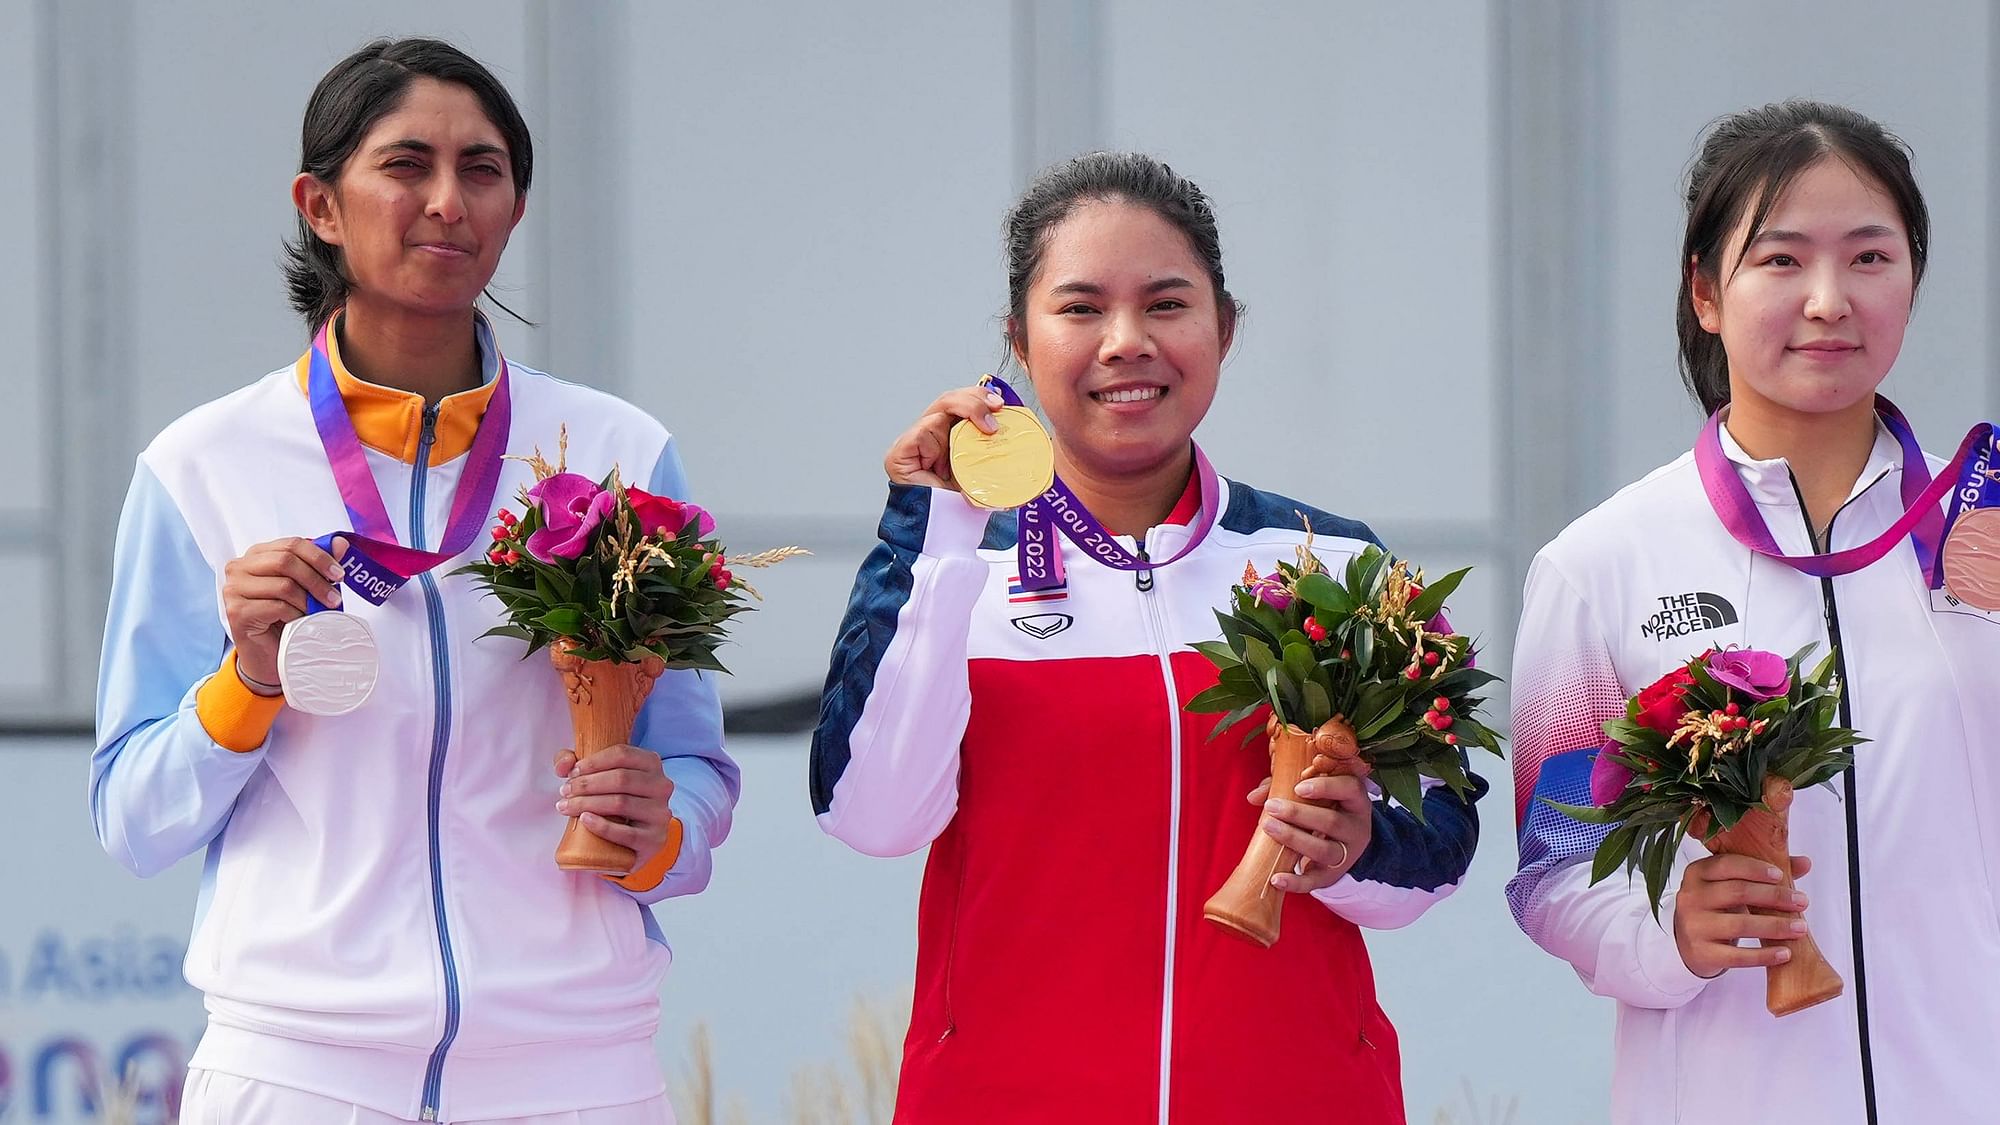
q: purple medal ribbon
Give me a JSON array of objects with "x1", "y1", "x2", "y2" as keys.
[
  {"x1": 1929, "y1": 423, "x2": 2000, "y2": 589},
  {"x1": 1693, "y1": 395, "x2": 1991, "y2": 585},
  {"x1": 981, "y1": 375, "x2": 1221, "y2": 591},
  {"x1": 303, "y1": 314, "x2": 513, "y2": 612}
]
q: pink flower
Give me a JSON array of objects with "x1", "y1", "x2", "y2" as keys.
[
  {"x1": 1249, "y1": 573, "x2": 1292, "y2": 611},
  {"x1": 1590, "y1": 745, "x2": 1635, "y2": 807},
  {"x1": 625, "y1": 486, "x2": 717, "y2": 539},
  {"x1": 1705, "y1": 648, "x2": 1790, "y2": 701},
  {"x1": 525, "y1": 473, "x2": 614, "y2": 562}
]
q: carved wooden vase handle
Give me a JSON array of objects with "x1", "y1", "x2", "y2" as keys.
[
  {"x1": 549, "y1": 641, "x2": 667, "y2": 874},
  {"x1": 1204, "y1": 715, "x2": 1366, "y2": 947},
  {"x1": 1697, "y1": 776, "x2": 1844, "y2": 1016}
]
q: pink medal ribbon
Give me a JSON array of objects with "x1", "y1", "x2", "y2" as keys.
[
  {"x1": 303, "y1": 314, "x2": 514, "y2": 611},
  {"x1": 1693, "y1": 395, "x2": 1995, "y2": 594},
  {"x1": 277, "y1": 315, "x2": 513, "y2": 715}
]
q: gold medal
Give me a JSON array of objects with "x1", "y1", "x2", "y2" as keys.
[
  {"x1": 950, "y1": 405, "x2": 1055, "y2": 510},
  {"x1": 1943, "y1": 506, "x2": 2000, "y2": 611}
]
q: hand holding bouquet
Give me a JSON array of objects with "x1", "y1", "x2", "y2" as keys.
[
  {"x1": 1550, "y1": 646, "x2": 1862, "y2": 1015},
  {"x1": 1186, "y1": 536, "x2": 1502, "y2": 946},
  {"x1": 460, "y1": 433, "x2": 804, "y2": 873}
]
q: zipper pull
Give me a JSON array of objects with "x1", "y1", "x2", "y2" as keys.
[
  {"x1": 1135, "y1": 543, "x2": 1154, "y2": 592},
  {"x1": 421, "y1": 403, "x2": 440, "y2": 444}
]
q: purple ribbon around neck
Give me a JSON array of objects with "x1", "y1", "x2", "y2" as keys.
[
  {"x1": 302, "y1": 315, "x2": 513, "y2": 613},
  {"x1": 1693, "y1": 395, "x2": 1994, "y2": 584},
  {"x1": 981, "y1": 374, "x2": 1221, "y2": 591}
]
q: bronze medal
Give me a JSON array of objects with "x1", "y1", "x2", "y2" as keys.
[
  {"x1": 949, "y1": 405, "x2": 1055, "y2": 510},
  {"x1": 1942, "y1": 506, "x2": 2000, "y2": 611}
]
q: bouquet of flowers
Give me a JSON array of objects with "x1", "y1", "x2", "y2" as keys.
[
  {"x1": 1549, "y1": 646, "x2": 1862, "y2": 1015},
  {"x1": 1185, "y1": 537, "x2": 1502, "y2": 945},
  {"x1": 459, "y1": 432, "x2": 804, "y2": 873}
]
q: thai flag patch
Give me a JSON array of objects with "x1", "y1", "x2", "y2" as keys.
[{"x1": 1007, "y1": 574, "x2": 1067, "y2": 604}]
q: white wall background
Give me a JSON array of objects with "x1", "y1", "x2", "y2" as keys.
[{"x1": 2, "y1": 1, "x2": 1995, "y2": 1122}]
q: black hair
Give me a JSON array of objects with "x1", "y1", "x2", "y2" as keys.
[
  {"x1": 284, "y1": 38, "x2": 533, "y2": 329},
  {"x1": 1003, "y1": 152, "x2": 1239, "y2": 350},
  {"x1": 1679, "y1": 100, "x2": 1928, "y2": 414}
]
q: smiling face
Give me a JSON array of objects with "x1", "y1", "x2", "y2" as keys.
[
  {"x1": 1009, "y1": 199, "x2": 1232, "y2": 482},
  {"x1": 293, "y1": 76, "x2": 525, "y2": 321},
  {"x1": 1691, "y1": 156, "x2": 1915, "y2": 422}
]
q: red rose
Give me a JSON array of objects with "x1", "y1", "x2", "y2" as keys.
[{"x1": 1632, "y1": 667, "x2": 1696, "y2": 736}]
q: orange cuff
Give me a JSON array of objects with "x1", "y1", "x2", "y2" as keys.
[
  {"x1": 195, "y1": 652, "x2": 287, "y2": 753},
  {"x1": 607, "y1": 817, "x2": 684, "y2": 893}
]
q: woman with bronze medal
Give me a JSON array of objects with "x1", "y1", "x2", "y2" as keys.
[
  {"x1": 1507, "y1": 101, "x2": 2000, "y2": 1123},
  {"x1": 91, "y1": 39, "x2": 734, "y2": 1123},
  {"x1": 811, "y1": 153, "x2": 1486, "y2": 1122}
]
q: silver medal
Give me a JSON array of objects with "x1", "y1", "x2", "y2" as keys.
[{"x1": 276, "y1": 612, "x2": 380, "y2": 716}]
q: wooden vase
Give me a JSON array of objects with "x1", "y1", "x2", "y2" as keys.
[
  {"x1": 1696, "y1": 776, "x2": 1844, "y2": 1017},
  {"x1": 549, "y1": 641, "x2": 667, "y2": 874},
  {"x1": 1205, "y1": 714, "x2": 1368, "y2": 947}
]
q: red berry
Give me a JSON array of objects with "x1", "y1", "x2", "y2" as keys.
[
  {"x1": 1341, "y1": 649, "x2": 1352, "y2": 660},
  {"x1": 1424, "y1": 651, "x2": 1441, "y2": 666},
  {"x1": 491, "y1": 526, "x2": 510, "y2": 541},
  {"x1": 1724, "y1": 702, "x2": 1740, "y2": 716},
  {"x1": 1444, "y1": 733, "x2": 1458, "y2": 746},
  {"x1": 1406, "y1": 667, "x2": 1421, "y2": 681},
  {"x1": 1424, "y1": 710, "x2": 1439, "y2": 724},
  {"x1": 1437, "y1": 714, "x2": 1453, "y2": 730},
  {"x1": 1433, "y1": 696, "x2": 1450, "y2": 712},
  {"x1": 487, "y1": 548, "x2": 505, "y2": 564},
  {"x1": 502, "y1": 550, "x2": 519, "y2": 566},
  {"x1": 498, "y1": 509, "x2": 518, "y2": 526}
]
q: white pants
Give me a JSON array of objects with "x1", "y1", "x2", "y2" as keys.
[{"x1": 180, "y1": 1069, "x2": 677, "y2": 1125}]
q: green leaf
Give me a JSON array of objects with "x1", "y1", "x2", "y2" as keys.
[
  {"x1": 1191, "y1": 640, "x2": 1241, "y2": 669},
  {"x1": 536, "y1": 607, "x2": 588, "y2": 636},
  {"x1": 1301, "y1": 681, "x2": 1334, "y2": 729},
  {"x1": 1542, "y1": 797, "x2": 1615, "y2": 825},
  {"x1": 1215, "y1": 703, "x2": 1267, "y2": 740},
  {"x1": 1295, "y1": 572, "x2": 1357, "y2": 617},
  {"x1": 1186, "y1": 684, "x2": 1245, "y2": 713},
  {"x1": 1353, "y1": 692, "x2": 1405, "y2": 741},
  {"x1": 1374, "y1": 764, "x2": 1426, "y2": 816},
  {"x1": 1243, "y1": 637, "x2": 1279, "y2": 679},
  {"x1": 1351, "y1": 624, "x2": 1374, "y2": 671},
  {"x1": 1405, "y1": 566, "x2": 1470, "y2": 623},
  {"x1": 1264, "y1": 667, "x2": 1291, "y2": 725},
  {"x1": 1590, "y1": 823, "x2": 1639, "y2": 885},
  {"x1": 1282, "y1": 641, "x2": 1317, "y2": 686}
]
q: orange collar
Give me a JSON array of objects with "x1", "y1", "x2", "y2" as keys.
[{"x1": 294, "y1": 315, "x2": 502, "y2": 466}]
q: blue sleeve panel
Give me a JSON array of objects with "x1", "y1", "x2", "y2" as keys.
[
  {"x1": 91, "y1": 460, "x2": 264, "y2": 878},
  {"x1": 620, "y1": 438, "x2": 741, "y2": 906},
  {"x1": 809, "y1": 483, "x2": 934, "y2": 816}
]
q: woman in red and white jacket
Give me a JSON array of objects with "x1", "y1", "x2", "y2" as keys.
[{"x1": 810, "y1": 152, "x2": 1485, "y2": 1124}]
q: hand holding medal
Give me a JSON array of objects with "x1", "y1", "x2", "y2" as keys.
[
  {"x1": 948, "y1": 376, "x2": 1055, "y2": 510},
  {"x1": 221, "y1": 534, "x2": 376, "y2": 714}
]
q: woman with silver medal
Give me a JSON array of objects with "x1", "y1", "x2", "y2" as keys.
[{"x1": 91, "y1": 38, "x2": 731, "y2": 1125}]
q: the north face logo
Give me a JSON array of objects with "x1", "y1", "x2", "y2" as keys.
[
  {"x1": 1641, "y1": 592, "x2": 1738, "y2": 640},
  {"x1": 1011, "y1": 613, "x2": 1074, "y2": 640}
]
